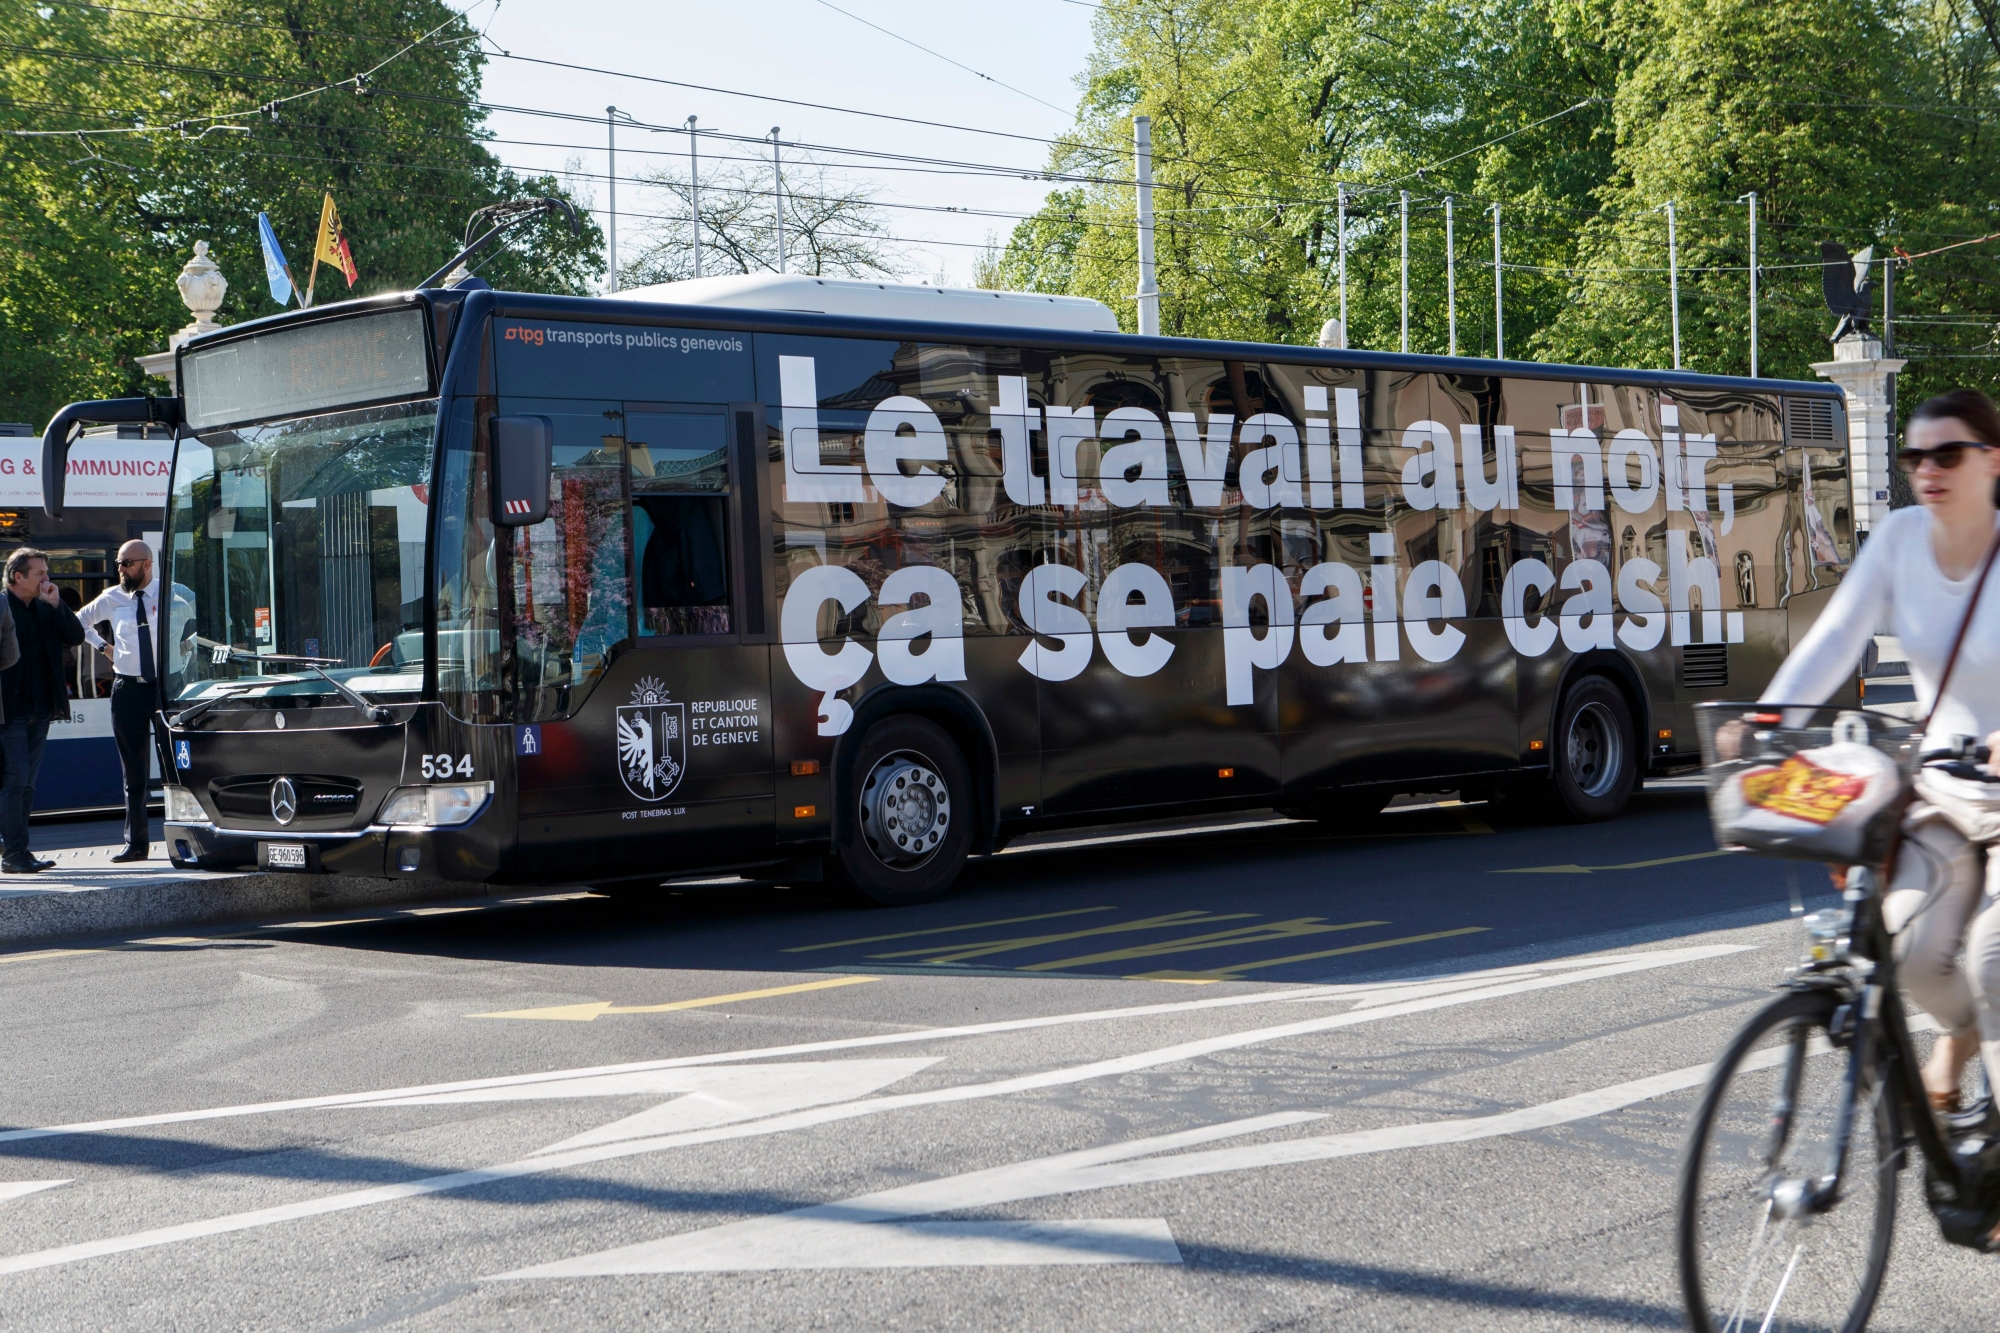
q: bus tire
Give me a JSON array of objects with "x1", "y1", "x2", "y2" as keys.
[
  {"x1": 830, "y1": 715, "x2": 973, "y2": 907},
  {"x1": 1541, "y1": 675, "x2": 1637, "y2": 822}
]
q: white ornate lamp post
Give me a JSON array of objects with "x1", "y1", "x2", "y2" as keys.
[{"x1": 135, "y1": 240, "x2": 228, "y2": 392}]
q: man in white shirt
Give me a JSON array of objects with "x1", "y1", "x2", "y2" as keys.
[{"x1": 78, "y1": 540, "x2": 162, "y2": 862}]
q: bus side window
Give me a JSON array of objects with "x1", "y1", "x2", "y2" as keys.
[
  {"x1": 627, "y1": 410, "x2": 732, "y2": 637},
  {"x1": 634, "y1": 496, "x2": 730, "y2": 635}
]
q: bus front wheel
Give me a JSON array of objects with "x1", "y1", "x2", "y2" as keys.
[
  {"x1": 1535, "y1": 676, "x2": 1637, "y2": 822},
  {"x1": 831, "y1": 716, "x2": 974, "y2": 907}
]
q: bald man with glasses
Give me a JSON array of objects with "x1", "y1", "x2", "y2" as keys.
[{"x1": 78, "y1": 541, "x2": 163, "y2": 862}]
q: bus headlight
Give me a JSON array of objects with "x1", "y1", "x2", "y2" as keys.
[
  {"x1": 164, "y1": 785, "x2": 206, "y2": 824},
  {"x1": 377, "y1": 782, "x2": 493, "y2": 828}
]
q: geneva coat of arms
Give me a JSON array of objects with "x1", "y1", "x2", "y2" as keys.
[{"x1": 616, "y1": 677, "x2": 687, "y2": 802}]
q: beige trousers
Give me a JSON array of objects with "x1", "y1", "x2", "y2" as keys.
[{"x1": 1882, "y1": 806, "x2": 2000, "y2": 1080}]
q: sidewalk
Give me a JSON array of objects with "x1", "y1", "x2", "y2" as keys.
[{"x1": 0, "y1": 816, "x2": 469, "y2": 944}]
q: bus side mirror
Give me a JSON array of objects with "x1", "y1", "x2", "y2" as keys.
[{"x1": 491, "y1": 415, "x2": 552, "y2": 527}]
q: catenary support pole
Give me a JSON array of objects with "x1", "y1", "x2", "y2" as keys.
[
  {"x1": 606, "y1": 106, "x2": 619, "y2": 294},
  {"x1": 1337, "y1": 184, "x2": 1349, "y2": 347},
  {"x1": 1134, "y1": 115, "x2": 1158, "y2": 336},
  {"x1": 1445, "y1": 196, "x2": 1457, "y2": 356},
  {"x1": 1736, "y1": 192, "x2": 1758, "y2": 376},
  {"x1": 1400, "y1": 190, "x2": 1410, "y2": 354},
  {"x1": 687, "y1": 116, "x2": 702, "y2": 280},
  {"x1": 1664, "y1": 199, "x2": 1681, "y2": 370},
  {"x1": 1490, "y1": 203, "x2": 1503, "y2": 360},
  {"x1": 771, "y1": 128, "x2": 785, "y2": 274}
]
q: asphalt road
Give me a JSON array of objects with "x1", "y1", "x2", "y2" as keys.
[{"x1": 0, "y1": 786, "x2": 1989, "y2": 1330}]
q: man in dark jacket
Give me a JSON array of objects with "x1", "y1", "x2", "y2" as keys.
[{"x1": 0, "y1": 548, "x2": 79, "y2": 872}]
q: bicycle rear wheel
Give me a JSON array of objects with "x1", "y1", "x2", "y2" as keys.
[{"x1": 1678, "y1": 989, "x2": 1899, "y2": 1333}]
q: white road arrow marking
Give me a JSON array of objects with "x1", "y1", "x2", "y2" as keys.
[
  {"x1": 500, "y1": 1061, "x2": 1729, "y2": 1278},
  {"x1": 0, "y1": 1181, "x2": 69, "y2": 1205},
  {"x1": 0, "y1": 944, "x2": 1747, "y2": 1276}
]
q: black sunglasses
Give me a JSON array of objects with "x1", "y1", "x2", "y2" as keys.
[
  {"x1": 116, "y1": 557, "x2": 148, "y2": 568},
  {"x1": 1896, "y1": 441, "x2": 1994, "y2": 472}
]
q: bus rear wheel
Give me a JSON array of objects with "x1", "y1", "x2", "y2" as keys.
[
  {"x1": 1536, "y1": 676, "x2": 1637, "y2": 822},
  {"x1": 831, "y1": 716, "x2": 973, "y2": 907}
]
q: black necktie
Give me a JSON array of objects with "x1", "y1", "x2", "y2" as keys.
[{"x1": 134, "y1": 592, "x2": 155, "y2": 683}]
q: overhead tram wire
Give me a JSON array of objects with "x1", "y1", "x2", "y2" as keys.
[{"x1": 807, "y1": 0, "x2": 1071, "y2": 115}]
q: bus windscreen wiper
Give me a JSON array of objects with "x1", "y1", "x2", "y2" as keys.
[{"x1": 183, "y1": 638, "x2": 392, "y2": 724}]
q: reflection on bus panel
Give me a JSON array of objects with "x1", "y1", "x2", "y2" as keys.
[{"x1": 47, "y1": 278, "x2": 1854, "y2": 905}]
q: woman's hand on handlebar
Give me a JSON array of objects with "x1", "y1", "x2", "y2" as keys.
[{"x1": 1715, "y1": 719, "x2": 1751, "y2": 762}]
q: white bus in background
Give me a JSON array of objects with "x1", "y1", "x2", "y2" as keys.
[{"x1": 0, "y1": 421, "x2": 172, "y2": 812}]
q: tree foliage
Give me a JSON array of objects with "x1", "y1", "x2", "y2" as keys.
[
  {"x1": 987, "y1": 0, "x2": 2000, "y2": 405},
  {"x1": 0, "y1": 0, "x2": 603, "y2": 426}
]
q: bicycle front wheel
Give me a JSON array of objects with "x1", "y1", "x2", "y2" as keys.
[{"x1": 1678, "y1": 988, "x2": 1899, "y2": 1333}]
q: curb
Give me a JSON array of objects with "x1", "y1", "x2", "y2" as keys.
[{"x1": 0, "y1": 872, "x2": 480, "y2": 945}]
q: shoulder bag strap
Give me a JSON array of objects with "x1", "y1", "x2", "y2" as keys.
[{"x1": 1921, "y1": 526, "x2": 2000, "y2": 736}]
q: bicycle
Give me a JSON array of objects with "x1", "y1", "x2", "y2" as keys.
[{"x1": 1676, "y1": 703, "x2": 2000, "y2": 1333}]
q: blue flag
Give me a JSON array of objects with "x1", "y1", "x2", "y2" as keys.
[{"x1": 257, "y1": 212, "x2": 296, "y2": 306}]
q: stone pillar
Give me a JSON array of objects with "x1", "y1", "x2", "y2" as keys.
[
  {"x1": 1811, "y1": 332, "x2": 1904, "y2": 535},
  {"x1": 134, "y1": 241, "x2": 228, "y2": 392}
]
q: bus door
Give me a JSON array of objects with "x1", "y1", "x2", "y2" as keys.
[
  {"x1": 613, "y1": 402, "x2": 774, "y2": 864},
  {"x1": 502, "y1": 399, "x2": 773, "y2": 876}
]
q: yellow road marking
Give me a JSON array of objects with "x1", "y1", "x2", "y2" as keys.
[
  {"x1": 470, "y1": 974, "x2": 881, "y2": 1022},
  {"x1": 1021, "y1": 918, "x2": 1390, "y2": 972},
  {"x1": 403, "y1": 906, "x2": 483, "y2": 917},
  {"x1": 261, "y1": 918, "x2": 385, "y2": 929},
  {"x1": 1492, "y1": 849, "x2": 1735, "y2": 875},
  {"x1": 0, "y1": 948, "x2": 101, "y2": 966},
  {"x1": 1135, "y1": 926, "x2": 1492, "y2": 980},
  {"x1": 871, "y1": 911, "x2": 1255, "y2": 966},
  {"x1": 783, "y1": 907, "x2": 1117, "y2": 954},
  {"x1": 1456, "y1": 814, "x2": 1495, "y2": 834}
]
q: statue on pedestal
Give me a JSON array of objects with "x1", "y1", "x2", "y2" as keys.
[{"x1": 1821, "y1": 241, "x2": 1875, "y2": 342}]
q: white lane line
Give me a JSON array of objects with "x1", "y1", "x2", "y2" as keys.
[
  {"x1": 0, "y1": 1181, "x2": 69, "y2": 1205},
  {"x1": 505, "y1": 1060, "x2": 1731, "y2": 1277},
  {"x1": 0, "y1": 946, "x2": 1745, "y2": 1146},
  {"x1": 0, "y1": 945, "x2": 1746, "y2": 1277},
  {"x1": 595, "y1": 1218, "x2": 1186, "y2": 1270}
]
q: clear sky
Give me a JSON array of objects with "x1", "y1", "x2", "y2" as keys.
[{"x1": 473, "y1": 0, "x2": 1101, "y2": 288}]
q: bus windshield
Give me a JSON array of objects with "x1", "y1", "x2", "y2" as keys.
[{"x1": 164, "y1": 399, "x2": 435, "y2": 704}]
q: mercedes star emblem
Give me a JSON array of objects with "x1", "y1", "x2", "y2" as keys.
[{"x1": 270, "y1": 776, "x2": 298, "y2": 826}]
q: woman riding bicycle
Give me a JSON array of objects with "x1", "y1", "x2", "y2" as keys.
[{"x1": 1762, "y1": 387, "x2": 2000, "y2": 1129}]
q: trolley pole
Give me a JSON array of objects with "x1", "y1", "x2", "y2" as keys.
[
  {"x1": 1736, "y1": 191, "x2": 1757, "y2": 376},
  {"x1": 1445, "y1": 196, "x2": 1457, "y2": 356},
  {"x1": 1490, "y1": 203, "x2": 1504, "y2": 360},
  {"x1": 1400, "y1": 189, "x2": 1410, "y2": 354},
  {"x1": 606, "y1": 106, "x2": 620, "y2": 294},
  {"x1": 1663, "y1": 199, "x2": 1682, "y2": 370},
  {"x1": 687, "y1": 116, "x2": 702, "y2": 280},
  {"x1": 771, "y1": 127, "x2": 785, "y2": 274},
  {"x1": 1337, "y1": 184, "x2": 1349, "y2": 348},
  {"x1": 1134, "y1": 115, "x2": 1159, "y2": 336}
]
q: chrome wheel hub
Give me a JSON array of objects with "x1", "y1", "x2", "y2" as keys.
[{"x1": 860, "y1": 751, "x2": 951, "y2": 868}]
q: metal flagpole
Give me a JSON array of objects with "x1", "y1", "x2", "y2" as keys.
[
  {"x1": 1490, "y1": 203, "x2": 1503, "y2": 360},
  {"x1": 687, "y1": 116, "x2": 702, "y2": 280},
  {"x1": 1445, "y1": 196, "x2": 1457, "y2": 356},
  {"x1": 1663, "y1": 200, "x2": 1681, "y2": 369},
  {"x1": 771, "y1": 128, "x2": 785, "y2": 274},
  {"x1": 1400, "y1": 189, "x2": 1410, "y2": 354},
  {"x1": 606, "y1": 106, "x2": 619, "y2": 294},
  {"x1": 1337, "y1": 184, "x2": 1348, "y2": 347},
  {"x1": 1736, "y1": 191, "x2": 1757, "y2": 377},
  {"x1": 1134, "y1": 115, "x2": 1158, "y2": 336}
]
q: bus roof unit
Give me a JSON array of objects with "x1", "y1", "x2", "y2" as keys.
[{"x1": 617, "y1": 273, "x2": 1122, "y2": 334}]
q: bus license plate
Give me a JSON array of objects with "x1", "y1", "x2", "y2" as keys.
[{"x1": 266, "y1": 843, "x2": 307, "y2": 870}]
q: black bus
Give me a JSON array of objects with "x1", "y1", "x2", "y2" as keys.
[{"x1": 39, "y1": 283, "x2": 1855, "y2": 903}]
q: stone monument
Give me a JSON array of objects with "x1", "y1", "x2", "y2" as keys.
[
  {"x1": 1811, "y1": 241, "x2": 1901, "y2": 536},
  {"x1": 134, "y1": 240, "x2": 227, "y2": 392}
]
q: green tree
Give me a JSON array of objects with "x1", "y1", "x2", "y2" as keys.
[{"x1": 0, "y1": 0, "x2": 602, "y2": 426}]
